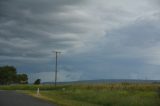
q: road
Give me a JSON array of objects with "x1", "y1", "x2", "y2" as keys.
[{"x1": 0, "y1": 91, "x2": 56, "y2": 106}]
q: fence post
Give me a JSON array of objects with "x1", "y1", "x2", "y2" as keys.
[{"x1": 37, "y1": 88, "x2": 40, "y2": 96}]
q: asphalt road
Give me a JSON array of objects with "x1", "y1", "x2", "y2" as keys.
[{"x1": 0, "y1": 91, "x2": 56, "y2": 106}]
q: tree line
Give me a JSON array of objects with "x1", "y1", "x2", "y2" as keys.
[{"x1": 0, "y1": 66, "x2": 28, "y2": 85}]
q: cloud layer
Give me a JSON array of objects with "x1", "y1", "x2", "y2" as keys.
[{"x1": 0, "y1": 0, "x2": 160, "y2": 82}]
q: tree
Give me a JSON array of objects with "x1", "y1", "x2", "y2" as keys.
[
  {"x1": 34, "y1": 79, "x2": 41, "y2": 85},
  {"x1": 0, "y1": 66, "x2": 17, "y2": 85},
  {"x1": 0, "y1": 65, "x2": 28, "y2": 85},
  {"x1": 16, "y1": 74, "x2": 28, "y2": 84}
]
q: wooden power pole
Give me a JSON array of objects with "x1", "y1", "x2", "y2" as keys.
[{"x1": 54, "y1": 51, "x2": 61, "y2": 87}]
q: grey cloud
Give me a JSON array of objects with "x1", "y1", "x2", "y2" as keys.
[
  {"x1": 1, "y1": 0, "x2": 160, "y2": 82},
  {"x1": 107, "y1": 21, "x2": 160, "y2": 48},
  {"x1": 0, "y1": 0, "x2": 90, "y2": 59}
]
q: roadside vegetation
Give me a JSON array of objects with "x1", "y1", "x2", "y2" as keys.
[
  {"x1": 0, "y1": 66, "x2": 28, "y2": 85},
  {"x1": 0, "y1": 83, "x2": 160, "y2": 106}
]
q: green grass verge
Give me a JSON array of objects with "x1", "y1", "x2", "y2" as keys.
[{"x1": 1, "y1": 83, "x2": 160, "y2": 106}]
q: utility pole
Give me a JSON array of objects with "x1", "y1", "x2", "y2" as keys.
[{"x1": 54, "y1": 51, "x2": 61, "y2": 87}]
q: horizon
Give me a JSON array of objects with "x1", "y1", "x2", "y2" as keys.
[{"x1": 40, "y1": 79, "x2": 160, "y2": 85}]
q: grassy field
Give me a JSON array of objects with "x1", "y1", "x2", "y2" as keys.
[{"x1": 0, "y1": 83, "x2": 160, "y2": 106}]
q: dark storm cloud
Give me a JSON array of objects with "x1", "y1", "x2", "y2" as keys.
[
  {"x1": 0, "y1": 0, "x2": 88, "y2": 59},
  {"x1": 1, "y1": 0, "x2": 160, "y2": 82}
]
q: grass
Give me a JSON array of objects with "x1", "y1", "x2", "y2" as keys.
[
  {"x1": 0, "y1": 84, "x2": 67, "y2": 90},
  {"x1": 1, "y1": 83, "x2": 160, "y2": 106}
]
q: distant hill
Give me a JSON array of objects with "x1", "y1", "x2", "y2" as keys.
[{"x1": 43, "y1": 79, "x2": 160, "y2": 85}]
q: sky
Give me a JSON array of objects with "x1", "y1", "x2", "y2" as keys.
[{"x1": 0, "y1": 0, "x2": 160, "y2": 83}]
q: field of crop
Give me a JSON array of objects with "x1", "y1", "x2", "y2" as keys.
[{"x1": 0, "y1": 83, "x2": 160, "y2": 106}]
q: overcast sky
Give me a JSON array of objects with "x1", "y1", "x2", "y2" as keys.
[{"x1": 0, "y1": 0, "x2": 160, "y2": 83}]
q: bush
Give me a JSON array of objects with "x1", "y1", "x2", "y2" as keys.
[
  {"x1": 157, "y1": 87, "x2": 160, "y2": 98},
  {"x1": 34, "y1": 79, "x2": 41, "y2": 85}
]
